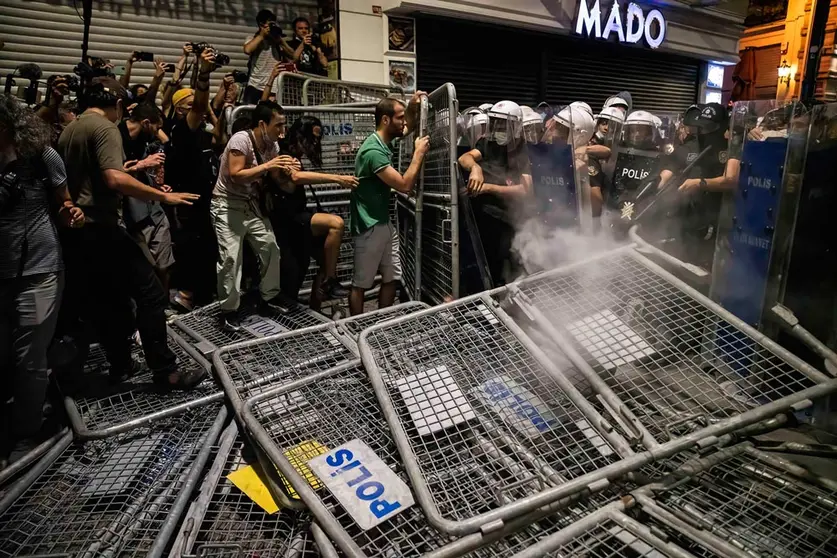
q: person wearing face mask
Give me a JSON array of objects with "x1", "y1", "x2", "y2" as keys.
[
  {"x1": 458, "y1": 100, "x2": 533, "y2": 284},
  {"x1": 57, "y1": 77, "x2": 203, "y2": 388},
  {"x1": 119, "y1": 103, "x2": 176, "y2": 299},
  {"x1": 211, "y1": 100, "x2": 300, "y2": 332},
  {"x1": 164, "y1": 49, "x2": 220, "y2": 309}
]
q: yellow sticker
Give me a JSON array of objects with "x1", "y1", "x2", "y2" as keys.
[{"x1": 226, "y1": 440, "x2": 328, "y2": 514}]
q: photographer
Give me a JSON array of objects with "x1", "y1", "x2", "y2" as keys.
[
  {"x1": 243, "y1": 10, "x2": 293, "y2": 105},
  {"x1": 288, "y1": 17, "x2": 328, "y2": 76},
  {"x1": 57, "y1": 77, "x2": 203, "y2": 389},
  {"x1": 164, "y1": 49, "x2": 221, "y2": 308},
  {"x1": 0, "y1": 96, "x2": 82, "y2": 461},
  {"x1": 211, "y1": 101, "x2": 298, "y2": 331},
  {"x1": 36, "y1": 76, "x2": 77, "y2": 143}
]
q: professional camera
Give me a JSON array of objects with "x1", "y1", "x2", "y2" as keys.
[
  {"x1": 187, "y1": 42, "x2": 230, "y2": 67},
  {"x1": 268, "y1": 21, "x2": 284, "y2": 39},
  {"x1": 230, "y1": 70, "x2": 248, "y2": 83},
  {"x1": 49, "y1": 74, "x2": 81, "y2": 92}
]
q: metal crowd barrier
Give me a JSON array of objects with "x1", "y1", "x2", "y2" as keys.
[
  {"x1": 396, "y1": 96, "x2": 426, "y2": 300},
  {"x1": 357, "y1": 280, "x2": 837, "y2": 539},
  {"x1": 171, "y1": 300, "x2": 329, "y2": 358},
  {"x1": 513, "y1": 441, "x2": 837, "y2": 557},
  {"x1": 170, "y1": 420, "x2": 328, "y2": 558},
  {"x1": 0, "y1": 403, "x2": 227, "y2": 558},
  {"x1": 275, "y1": 71, "x2": 322, "y2": 107},
  {"x1": 302, "y1": 76, "x2": 403, "y2": 106},
  {"x1": 61, "y1": 327, "x2": 223, "y2": 440},
  {"x1": 505, "y1": 245, "x2": 834, "y2": 450},
  {"x1": 211, "y1": 302, "x2": 430, "y2": 514}
]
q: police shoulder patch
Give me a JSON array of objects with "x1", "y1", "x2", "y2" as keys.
[
  {"x1": 588, "y1": 165, "x2": 599, "y2": 176},
  {"x1": 719, "y1": 150, "x2": 728, "y2": 164},
  {"x1": 664, "y1": 144, "x2": 674, "y2": 155}
]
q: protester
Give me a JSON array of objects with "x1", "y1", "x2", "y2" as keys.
[
  {"x1": 269, "y1": 114, "x2": 358, "y2": 307},
  {"x1": 57, "y1": 77, "x2": 203, "y2": 388},
  {"x1": 350, "y1": 96, "x2": 429, "y2": 316},
  {"x1": 211, "y1": 100, "x2": 299, "y2": 331},
  {"x1": 243, "y1": 10, "x2": 293, "y2": 104},
  {"x1": 120, "y1": 103, "x2": 176, "y2": 297},
  {"x1": 287, "y1": 17, "x2": 329, "y2": 76},
  {"x1": 165, "y1": 50, "x2": 221, "y2": 308},
  {"x1": 0, "y1": 96, "x2": 82, "y2": 462}
]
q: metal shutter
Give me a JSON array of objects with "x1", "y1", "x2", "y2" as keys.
[
  {"x1": 416, "y1": 16, "x2": 541, "y2": 108},
  {"x1": 752, "y1": 44, "x2": 780, "y2": 100},
  {"x1": 546, "y1": 38, "x2": 700, "y2": 113},
  {"x1": 415, "y1": 15, "x2": 698, "y2": 113},
  {"x1": 0, "y1": 0, "x2": 319, "y2": 99}
]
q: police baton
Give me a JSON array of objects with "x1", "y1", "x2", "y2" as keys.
[{"x1": 633, "y1": 145, "x2": 713, "y2": 223}]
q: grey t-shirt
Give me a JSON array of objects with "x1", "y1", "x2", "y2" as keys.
[
  {"x1": 213, "y1": 130, "x2": 279, "y2": 202},
  {"x1": 0, "y1": 147, "x2": 66, "y2": 279},
  {"x1": 246, "y1": 36, "x2": 283, "y2": 90}
]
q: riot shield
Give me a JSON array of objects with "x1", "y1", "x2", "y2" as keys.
[
  {"x1": 605, "y1": 110, "x2": 678, "y2": 236},
  {"x1": 710, "y1": 100, "x2": 810, "y2": 331}
]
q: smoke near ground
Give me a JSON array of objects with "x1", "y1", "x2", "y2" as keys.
[{"x1": 511, "y1": 217, "x2": 627, "y2": 275}]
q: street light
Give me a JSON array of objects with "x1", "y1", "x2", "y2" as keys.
[{"x1": 777, "y1": 60, "x2": 794, "y2": 85}]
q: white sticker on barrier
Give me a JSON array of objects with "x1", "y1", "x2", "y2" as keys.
[
  {"x1": 567, "y1": 309, "x2": 654, "y2": 370},
  {"x1": 308, "y1": 438, "x2": 415, "y2": 530},
  {"x1": 240, "y1": 314, "x2": 289, "y2": 338},
  {"x1": 473, "y1": 375, "x2": 559, "y2": 438},
  {"x1": 395, "y1": 366, "x2": 476, "y2": 436}
]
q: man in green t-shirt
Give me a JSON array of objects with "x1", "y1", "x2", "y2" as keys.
[{"x1": 350, "y1": 96, "x2": 429, "y2": 315}]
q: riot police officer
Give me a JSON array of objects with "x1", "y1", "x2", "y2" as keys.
[
  {"x1": 458, "y1": 100, "x2": 532, "y2": 284},
  {"x1": 607, "y1": 110, "x2": 664, "y2": 221},
  {"x1": 521, "y1": 106, "x2": 545, "y2": 145}
]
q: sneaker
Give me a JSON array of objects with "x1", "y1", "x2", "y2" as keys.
[
  {"x1": 153, "y1": 367, "x2": 207, "y2": 391},
  {"x1": 318, "y1": 277, "x2": 349, "y2": 300},
  {"x1": 110, "y1": 355, "x2": 144, "y2": 383},
  {"x1": 221, "y1": 311, "x2": 243, "y2": 333},
  {"x1": 263, "y1": 293, "x2": 295, "y2": 315}
]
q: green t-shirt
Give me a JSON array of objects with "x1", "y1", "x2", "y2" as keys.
[{"x1": 351, "y1": 132, "x2": 394, "y2": 235}]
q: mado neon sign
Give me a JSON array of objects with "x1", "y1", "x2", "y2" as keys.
[{"x1": 575, "y1": 0, "x2": 666, "y2": 49}]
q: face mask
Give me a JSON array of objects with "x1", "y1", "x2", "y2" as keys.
[
  {"x1": 594, "y1": 130, "x2": 605, "y2": 141},
  {"x1": 494, "y1": 132, "x2": 509, "y2": 146},
  {"x1": 260, "y1": 123, "x2": 271, "y2": 144}
]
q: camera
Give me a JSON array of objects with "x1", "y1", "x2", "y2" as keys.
[
  {"x1": 134, "y1": 51, "x2": 154, "y2": 62},
  {"x1": 230, "y1": 70, "x2": 248, "y2": 83},
  {"x1": 187, "y1": 43, "x2": 230, "y2": 67},
  {"x1": 49, "y1": 74, "x2": 81, "y2": 92},
  {"x1": 268, "y1": 21, "x2": 284, "y2": 39}
]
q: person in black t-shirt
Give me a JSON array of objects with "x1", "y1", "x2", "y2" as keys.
[
  {"x1": 287, "y1": 17, "x2": 328, "y2": 76},
  {"x1": 458, "y1": 101, "x2": 532, "y2": 284},
  {"x1": 119, "y1": 104, "x2": 176, "y2": 296},
  {"x1": 164, "y1": 51, "x2": 221, "y2": 307},
  {"x1": 268, "y1": 115, "x2": 359, "y2": 307}
]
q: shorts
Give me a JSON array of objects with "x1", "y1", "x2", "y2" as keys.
[
  {"x1": 353, "y1": 222, "x2": 396, "y2": 289},
  {"x1": 133, "y1": 216, "x2": 175, "y2": 271}
]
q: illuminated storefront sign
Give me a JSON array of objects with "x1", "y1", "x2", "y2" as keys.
[{"x1": 574, "y1": 0, "x2": 666, "y2": 49}]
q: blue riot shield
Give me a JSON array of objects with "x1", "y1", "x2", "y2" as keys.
[{"x1": 528, "y1": 142, "x2": 577, "y2": 228}]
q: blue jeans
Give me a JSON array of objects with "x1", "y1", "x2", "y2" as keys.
[{"x1": 0, "y1": 271, "x2": 63, "y2": 440}]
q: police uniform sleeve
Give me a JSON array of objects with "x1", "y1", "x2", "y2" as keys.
[{"x1": 660, "y1": 145, "x2": 686, "y2": 173}]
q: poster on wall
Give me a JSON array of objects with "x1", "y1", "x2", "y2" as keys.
[
  {"x1": 388, "y1": 60, "x2": 415, "y2": 93},
  {"x1": 388, "y1": 16, "x2": 415, "y2": 53}
]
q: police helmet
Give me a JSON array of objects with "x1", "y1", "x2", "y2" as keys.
[
  {"x1": 623, "y1": 110, "x2": 660, "y2": 149},
  {"x1": 479, "y1": 103, "x2": 494, "y2": 112},
  {"x1": 570, "y1": 101, "x2": 594, "y2": 119},
  {"x1": 488, "y1": 100, "x2": 523, "y2": 146},
  {"x1": 521, "y1": 106, "x2": 545, "y2": 144},
  {"x1": 595, "y1": 106, "x2": 626, "y2": 124},
  {"x1": 554, "y1": 104, "x2": 595, "y2": 147},
  {"x1": 603, "y1": 95, "x2": 630, "y2": 114}
]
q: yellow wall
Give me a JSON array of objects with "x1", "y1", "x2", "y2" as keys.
[{"x1": 739, "y1": 0, "x2": 837, "y2": 99}]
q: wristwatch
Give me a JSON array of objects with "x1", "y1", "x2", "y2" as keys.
[{"x1": 699, "y1": 178, "x2": 707, "y2": 191}]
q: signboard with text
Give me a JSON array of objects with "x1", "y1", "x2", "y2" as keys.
[{"x1": 574, "y1": 0, "x2": 666, "y2": 49}]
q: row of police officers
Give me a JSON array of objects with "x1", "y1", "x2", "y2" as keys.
[{"x1": 454, "y1": 94, "x2": 739, "y2": 287}]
